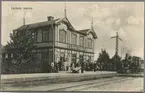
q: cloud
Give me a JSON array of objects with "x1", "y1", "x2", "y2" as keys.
[
  {"x1": 82, "y1": 2, "x2": 144, "y2": 58},
  {"x1": 127, "y1": 16, "x2": 143, "y2": 25},
  {"x1": 115, "y1": 18, "x2": 121, "y2": 26},
  {"x1": 118, "y1": 28, "x2": 126, "y2": 38}
]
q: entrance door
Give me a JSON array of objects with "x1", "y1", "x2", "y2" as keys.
[
  {"x1": 41, "y1": 53, "x2": 49, "y2": 72},
  {"x1": 79, "y1": 55, "x2": 84, "y2": 72},
  {"x1": 59, "y1": 53, "x2": 65, "y2": 71},
  {"x1": 79, "y1": 55, "x2": 84, "y2": 62},
  {"x1": 72, "y1": 53, "x2": 77, "y2": 67}
]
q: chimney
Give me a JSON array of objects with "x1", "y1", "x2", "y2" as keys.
[{"x1": 47, "y1": 16, "x2": 54, "y2": 21}]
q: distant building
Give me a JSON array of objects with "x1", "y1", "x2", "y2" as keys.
[
  {"x1": 140, "y1": 59, "x2": 144, "y2": 70},
  {"x1": 2, "y1": 16, "x2": 98, "y2": 73}
]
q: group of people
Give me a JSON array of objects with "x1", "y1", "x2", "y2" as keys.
[
  {"x1": 50, "y1": 57, "x2": 72, "y2": 73},
  {"x1": 50, "y1": 58, "x2": 86, "y2": 73}
]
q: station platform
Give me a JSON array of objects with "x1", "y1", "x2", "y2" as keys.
[
  {"x1": 1, "y1": 71, "x2": 117, "y2": 89},
  {"x1": 118, "y1": 73, "x2": 144, "y2": 77}
]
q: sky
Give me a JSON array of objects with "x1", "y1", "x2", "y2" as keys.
[{"x1": 1, "y1": 1, "x2": 144, "y2": 59}]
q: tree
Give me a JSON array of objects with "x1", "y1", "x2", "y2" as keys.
[
  {"x1": 4, "y1": 27, "x2": 37, "y2": 73},
  {"x1": 129, "y1": 56, "x2": 141, "y2": 73},
  {"x1": 97, "y1": 49, "x2": 110, "y2": 70},
  {"x1": 111, "y1": 54, "x2": 121, "y2": 71}
]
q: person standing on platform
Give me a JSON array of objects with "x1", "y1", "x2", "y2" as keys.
[
  {"x1": 81, "y1": 60, "x2": 84, "y2": 73},
  {"x1": 54, "y1": 61, "x2": 59, "y2": 73},
  {"x1": 94, "y1": 62, "x2": 96, "y2": 72},
  {"x1": 67, "y1": 57, "x2": 71, "y2": 72},
  {"x1": 51, "y1": 62, "x2": 54, "y2": 73},
  {"x1": 55, "y1": 58, "x2": 59, "y2": 73},
  {"x1": 64, "y1": 58, "x2": 67, "y2": 71}
]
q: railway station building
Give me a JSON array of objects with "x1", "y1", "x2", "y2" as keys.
[{"x1": 2, "y1": 15, "x2": 98, "y2": 73}]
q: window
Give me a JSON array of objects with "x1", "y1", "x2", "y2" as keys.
[
  {"x1": 48, "y1": 50, "x2": 53, "y2": 63},
  {"x1": 42, "y1": 53, "x2": 49, "y2": 65},
  {"x1": 49, "y1": 29, "x2": 53, "y2": 41},
  {"x1": 2, "y1": 53, "x2": 5, "y2": 58},
  {"x1": 32, "y1": 49, "x2": 37, "y2": 52},
  {"x1": 37, "y1": 49, "x2": 42, "y2": 53},
  {"x1": 42, "y1": 49, "x2": 49, "y2": 52},
  {"x1": 36, "y1": 53, "x2": 41, "y2": 64},
  {"x1": 59, "y1": 29, "x2": 66, "y2": 43},
  {"x1": 42, "y1": 30, "x2": 49, "y2": 42},
  {"x1": 5, "y1": 54, "x2": 8, "y2": 58},
  {"x1": 80, "y1": 36, "x2": 84, "y2": 47},
  {"x1": 32, "y1": 32, "x2": 37, "y2": 42},
  {"x1": 88, "y1": 38, "x2": 92, "y2": 48},
  {"x1": 88, "y1": 56, "x2": 92, "y2": 62},
  {"x1": 79, "y1": 55, "x2": 84, "y2": 62},
  {"x1": 8, "y1": 53, "x2": 11, "y2": 58},
  {"x1": 11, "y1": 54, "x2": 13, "y2": 58},
  {"x1": 71, "y1": 33, "x2": 77, "y2": 45},
  {"x1": 60, "y1": 52, "x2": 65, "y2": 62}
]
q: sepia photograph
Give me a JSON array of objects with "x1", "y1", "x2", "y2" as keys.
[{"x1": 1, "y1": 1, "x2": 144, "y2": 92}]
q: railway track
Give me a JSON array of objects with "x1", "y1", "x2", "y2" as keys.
[{"x1": 49, "y1": 77, "x2": 135, "y2": 91}]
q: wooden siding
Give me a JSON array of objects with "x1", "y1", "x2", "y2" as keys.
[{"x1": 54, "y1": 23, "x2": 94, "y2": 53}]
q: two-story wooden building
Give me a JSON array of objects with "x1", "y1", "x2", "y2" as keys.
[{"x1": 2, "y1": 16, "x2": 98, "y2": 73}]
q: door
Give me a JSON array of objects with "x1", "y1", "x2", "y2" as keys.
[
  {"x1": 59, "y1": 53, "x2": 65, "y2": 71},
  {"x1": 72, "y1": 53, "x2": 77, "y2": 67},
  {"x1": 41, "y1": 53, "x2": 49, "y2": 72}
]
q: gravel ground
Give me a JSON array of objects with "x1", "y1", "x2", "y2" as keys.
[{"x1": 2, "y1": 77, "x2": 143, "y2": 92}]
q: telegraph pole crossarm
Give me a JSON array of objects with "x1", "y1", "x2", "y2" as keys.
[{"x1": 111, "y1": 32, "x2": 122, "y2": 56}]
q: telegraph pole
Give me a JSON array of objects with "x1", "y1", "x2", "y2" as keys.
[
  {"x1": 23, "y1": 11, "x2": 26, "y2": 25},
  {"x1": 111, "y1": 32, "x2": 122, "y2": 56},
  {"x1": 111, "y1": 32, "x2": 122, "y2": 71}
]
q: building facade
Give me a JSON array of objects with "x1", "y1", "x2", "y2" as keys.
[{"x1": 2, "y1": 16, "x2": 97, "y2": 73}]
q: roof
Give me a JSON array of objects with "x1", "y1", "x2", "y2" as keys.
[
  {"x1": 15, "y1": 17, "x2": 98, "y2": 39},
  {"x1": 16, "y1": 18, "x2": 60, "y2": 31},
  {"x1": 56, "y1": 17, "x2": 75, "y2": 31},
  {"x1": 78, "y1": 29, "x2": 98, "y2": 39},
  {"x1": 79, "y1": 29, "x2": 90, "y2": 34},
  {"x1": 90, "y1": 29, "x2": 98, "y2": 39}
]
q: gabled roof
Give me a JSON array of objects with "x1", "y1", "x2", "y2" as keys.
[
  {"x1": 90, "y1": 30, "x2": 98, "y2": 39},
  {"x1": 78, "y1": 29, "x2": 98, "y2": 39},
  {"x1": 55, "y1": 17, "x2": 75, "y2": 31},
  {"x1": 79, "y1": 29, "x2": 90, "y2": 34}
]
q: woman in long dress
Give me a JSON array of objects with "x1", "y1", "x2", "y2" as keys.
[
  {"x1": 64, "y1": 58, "x2": 68, "y2": 71},
  {"x1": 67, "y1": 57, "x2": 71, "y2": 72}
]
